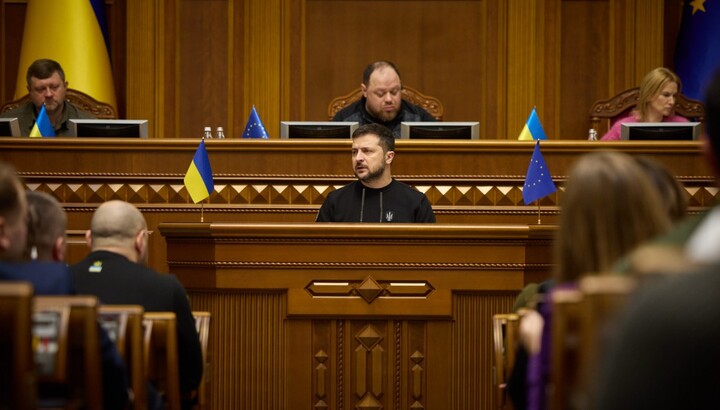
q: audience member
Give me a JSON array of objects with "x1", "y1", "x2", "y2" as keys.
[
  {"x1": 595, "y1": 68, "x2": 720, "y2": 410},
  {"x1": 332, "y1": 60, "x2": 436, "y2": 137},
  {"x1": 0, "y1": 161, "x2": 129, "y2": 408},
  {"x1": 24, "y1": 191, "x2": 67, "y2": 262},
  {"x1": 71, "y1": 200, "x2": 203, "y2": 408},
  {"x1": 633, "y1": 156, "x2": 688, "y2": 223},
  {"x1": 0, "y1": 58, "x2": 94, "y2": 136},
  {"x1": 509, "y1": 151, "x2": 672, "y2": 410},
  {"x1": 601, "y1": 67, "x2": 689, "y2": 141},
  {"x1": 316, "y1": 123, "x2": 435, "y2": 222}
]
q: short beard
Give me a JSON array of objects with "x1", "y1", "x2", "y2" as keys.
[{"x1": 355, "y1": 164, "x2": 385, "y2": 184}]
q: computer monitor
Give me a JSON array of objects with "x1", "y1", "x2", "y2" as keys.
[
  {"x1": 400, "y1": 122, "x2": 480, "y2": 139},
  {"x1": 0, "y1": 118, "x2": 21, "y2": 137},
  {"x1": 280, "y1": 121, "x2": 358, "y2": 139},
  {"x1": 69, "y1": 119, "x2": 149, "y2": 138},
  {"x1": 620, "y1": 122, "x2": 701, "y2": 141}
]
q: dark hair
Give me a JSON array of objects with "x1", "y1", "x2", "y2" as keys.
[
  {"x1": 25, "y1": 191, "x2": 66, "y2": 261},
  {"x1": 362, "y1": 60, "x2": 402, "y2": 86},
  {"x1": 26, "y1": 58, "x2": 65, "y2": 85},
  {"x1": 634, "y1": 156, "x2": 688, "y2": 222},
  {"x1": 706, "y1": 69, "x2": 720, "y2": 162},
  {"x1": 352, "y1": 123, "x2": 395, "y2": 153},
  {"x1": 0, "y1": 162, "x2": 23, "y2": 223}
]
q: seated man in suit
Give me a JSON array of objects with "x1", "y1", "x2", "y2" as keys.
[
  {"x1": 0, "y1": 58, "x2": 94, "y2": 136},
  {"x1": 0, "y1": 161, "x2": 129, "y2": 409},
  {"x1": 316, "y1": 123, "x2": 436, "y2": 223},
  {"x1": 332, "y1": 60, "x2": 436, "y2": 137},
  {"x1": 71, "y1": 200, "x2": 203, "y2": 409},
  {"x1": 24, "y1": 191, "x2": 67, "y2": 262}
]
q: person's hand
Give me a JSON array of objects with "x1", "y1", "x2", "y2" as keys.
[{"x1": 519, "y1": 308, "x2": 544, "y2": 355}]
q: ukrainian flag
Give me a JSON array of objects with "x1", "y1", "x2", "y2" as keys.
[
  {"x1": 29, "y1": 105, "x2": 56, "y2": 138},
  {"x1": 184, "y1": 140, "x2": 214, "y2": 203},
  {"x1": 14, "y1": 0, "x2": 116, "y2": 111},
  {"x1": 518, "y1": 108, "x2": 547, "y2": 141}
]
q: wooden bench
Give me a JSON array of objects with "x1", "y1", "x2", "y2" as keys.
[
  {"x1": 143, "y1": 312, "x2": 181, "y2": 410},
  {"x1": 0, "y1": 281, "x2": 36, "y2": 409},
  {"x1": 193, "y1": 311, "x2": 211, "y2": 410}
]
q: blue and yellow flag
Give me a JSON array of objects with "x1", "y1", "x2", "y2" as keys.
[
  {"x1": 242, "y1": 106, "x2": 269, "y2": 139},
  {"x1": 29, "y1": 105, "x2": 56, "y2": 138},
  {"x1": 518, "y1": 108, "x2": 547, "y2": 141},
  {"x1": 15, "y1": 0, "x2": 116, "y2": 110},
  {"x1": 184, "y1": 140, "x2": 214, "y2": 203},
  {"x1": 523, "y1": 141, "x2": 556, "y2": 205},
  {"x1": 674, "y1": 0, "x2": 720, "y2": 100}
]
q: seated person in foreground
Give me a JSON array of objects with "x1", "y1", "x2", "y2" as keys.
[
  {"x1": 601, "y1": 67, "x2": 688, "y2": 141},
  {"x1": 71, "y1": 200, "x2": 203, "y2": 408},
  {"x1": 0, "y1": 58, "x2": 94, "y2": 136},
  {"x1": 316, "y1": 123, "x2": 435, "y2": 223},
  {"x1": 332, "y1": 60, "x2": 436, "y2": 137},
  {"x1": 0, "y1": 161, "x2": 129, "y2": 409}
]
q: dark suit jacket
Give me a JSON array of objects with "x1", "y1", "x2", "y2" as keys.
[
  {"x1": 71, "y1": 250, "x2": 203, "y2": 394},
  {"x1": 0, "y1": 261, "x2": 129, "y2": 409}
]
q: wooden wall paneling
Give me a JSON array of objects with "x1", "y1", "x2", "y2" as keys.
[
  {"x1": 632, "y1": 0, "x2": 664, "y2": 80},
  {"x1": 126, "y1": 0, "x2": 159, "y2": 137},
  {"x1": 178, "y1": 0, "x2": 228, "y2": 139},
  {"x1": 487, "y1": 1, "x2": 508, "y2": 142},
  {"x1": 287, "y1": 0, "x2": 306, "y2": 120},
  {"x1": 540, "y1": 0, "x2": 562, "y2": 138},
  {"x1": 242, "y1": 0, "x2": 283, "y2": 139},
  {"x1": 0, "y1": 1, "x2": 26, "y2": 103},
  {"x1": 506, "y1": 0, "x2": 540, "y2": 140}
]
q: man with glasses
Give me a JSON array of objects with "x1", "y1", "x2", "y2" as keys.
[
  {"x1": 71, "y1": 200, "x2": 203, "y2": 409},
  {"x1": 0, "y1": 58, "x2": 94, "y2": 136}
]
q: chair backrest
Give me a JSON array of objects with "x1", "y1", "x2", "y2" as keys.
[
  {"x1": 99, "y1": 305, "x2": 146, "y2": 410},
  {"x1": 33, "y1": 295, "x2": 103, "y2": 409},
  {"x1": 589, "y1": 87, "x2": 705, "y2": 134},
  {"x1": 327, "y1": 85, "x2": 444, "y2": 121},
  {"x1": 492, "y1": 313, "x2": 520, "y2": 410},
  {"x1": 0, "y1": 281, "x2": 36, "y2": 410},
  {"x1": 548, "y1": 288, "x2": 584, "y2": 410},
  {"x1": 193, "y1": 311, "x2": 211, "y2": 409},
  {"x1": 143, "y1": 312, "x2": 181, "y2": 410},
  {"x1": 0, "y1": 88, "x2": 117, "y2": 119}
]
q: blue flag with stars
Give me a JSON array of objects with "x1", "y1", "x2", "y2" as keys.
[
  {"x1": 523, "y1": 141, "x2": 556, "y2": 205},
  {"x1": 242, "y1": 106, "x2": 269, "y2": 139},
  {"x1": 674, "y1": 0, "x2": 720, "y2": 100}
]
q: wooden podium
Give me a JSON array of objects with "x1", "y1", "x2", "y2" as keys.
[{"x1": 160, "y1": 222, "x2": 555, "y2": 409}]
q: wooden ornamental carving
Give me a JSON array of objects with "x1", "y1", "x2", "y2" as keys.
[{"x1": 305, "y1": 277, "x2": 434, "y2": 304}]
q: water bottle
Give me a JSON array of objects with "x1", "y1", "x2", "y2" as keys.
[
  {"x1": 215, "y1": 127, "x2": 225, "y2": 139},
  {"x1": 588, "y1": 128, "x2": 598, "y2": 141},
  {"x1": 203, "y1": 126, "x2": 213, "y2": 139}
]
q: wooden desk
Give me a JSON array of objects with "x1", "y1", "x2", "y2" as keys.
[
  {"x1": 0, "y1": 138, "x2": 714, "y2": 272},
  {"x1": 159, "y1": 222, "x2": 554, "y2": 409}
]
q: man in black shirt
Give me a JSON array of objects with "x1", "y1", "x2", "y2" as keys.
[
  {"x1": 316, "y1": 123, "x2": 435, "y2": 223},
  {"x1": 332, "y1": 60, "x2": 436, "y2": 137}
]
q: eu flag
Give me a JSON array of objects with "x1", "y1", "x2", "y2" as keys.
[
  {"x1": 242, "y1": 106, "x2": 269, "y2": 139},
  {"x1": 523, "y1": 141, "x2": 556, "y2": 205},
  {"x1": 29, "y1": 105, "x2": 55, "y2": 138},
  {"x1": 518, "y1": 108, "x2": 547, "y2": 141},
  {"x1": 184, "y1": 140, "x2": 214, "y2": 203},
  {"x1": 674, "y1": 1, "x2": 720, "y2": 100}
]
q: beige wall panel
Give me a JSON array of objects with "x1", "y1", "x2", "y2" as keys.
[{"x1": 304, "y1": 1, "x2": 485, "y2": 126}]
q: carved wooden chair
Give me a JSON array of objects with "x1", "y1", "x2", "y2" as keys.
[
  {"x1": 492, "y1": 313, "x2": 520, "y2": 410},
  {"x1": 589, "y1": 87, "x2": 705, "y2": 135},
  {"x1": 0, "y1": 281, "x2": 36, "y2": 410},
  {"x1": 33, "y1": 295, "x2": 103, "y2": 409},
  {"x1": 1, "y1": 88, "x2": 117, "y2": 119},
  {"x1": 143, "y1": 312, "x2": 181, "y2": 410},
  {"x1": 327, "y1": 85, "x2": 444, "y2": 121},
  {"x1": 99, "y1": 305, "x2": 147, "y2": 410},
  {"x1": 193, "y1": 311, "x2": 211, "y2": 410}
]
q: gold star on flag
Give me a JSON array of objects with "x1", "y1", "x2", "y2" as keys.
[{"x1": 691, "y1": 0, "x2": 706, "y2": 15}]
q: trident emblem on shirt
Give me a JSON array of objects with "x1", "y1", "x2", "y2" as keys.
[{"x1": 385, "y1": 211, "x2": 394, "y2": 222}]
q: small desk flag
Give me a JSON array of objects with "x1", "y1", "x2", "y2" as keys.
[
  {"x1": 29, "y1": 105, "x2": 55, "y2": 138},
  {"x1": 242, "y1": 106, "x2": 269, "y2": 139},
  {"x1": 184, "y1": 140, "x2": 214, "y2": 203},
  {"x1": 523, "y1": 141, "x2": 556, "y2": 205},
  {"x1": 518, "y1": 108, "x2": 547, "y2": 141},
  {"x1": 674, "y1": 1, "x2": 720, "y2": 100}
]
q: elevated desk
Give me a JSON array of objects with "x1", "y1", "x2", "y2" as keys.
[
  {"x1": 159, "y1": 222, "x2": 555, "y2": 409},
  {"x1": 0, "y1": 138, "x2": 714, "y2": 272}
]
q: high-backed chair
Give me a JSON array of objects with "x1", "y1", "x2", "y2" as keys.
[
  {"x1": 33, "y1": 295, "x2": 103, "y2": 409},
  {"x1": 143, "y1": 312, "x2": 181, "y2": 410},
  {"x1": 492, "y1": 313, "x2": 520, "y2": 410},
  {"x1": 327, "y1": 85, "x2": 444, "y2": 121},
  {"x1": 0, "y1": 88, "x2": 117, "y2": 119},
  {"x1": 0, "y1": 281, "x2": 36, "y2": 410},
  {"x1": 193, "y1": 311, "x2": 211, "y2": 410},
  {"x1": 99, "y1": 305, "x2": 147, "y2": 410},
  {"x1": 589, "y1": 87, "x2": 705, "y2": 135}
]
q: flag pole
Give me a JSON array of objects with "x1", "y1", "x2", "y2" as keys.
[
  {"x1": 200, "y1": 201, "x2": 205, "y2": 223},
  {"x1": 536, "y1": 201, "x2": 541, "y2": 225}
]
